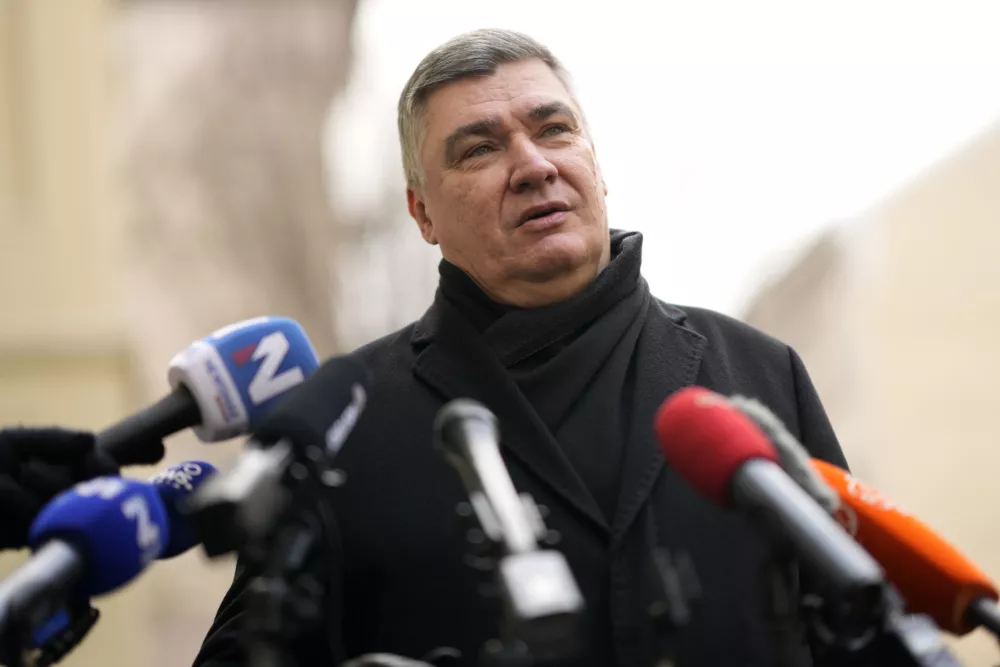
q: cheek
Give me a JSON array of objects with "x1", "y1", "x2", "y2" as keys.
[
  {"x1": 561, "y1": 153, "x2": 604, "y2": 198},
  {"x1": 442, "y1": 180, "x2": 503, "y2": 229}
]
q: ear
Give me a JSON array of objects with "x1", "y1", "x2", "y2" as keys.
[{"x1": 407, "y1": 188, "x2": 438, "y2": 245}]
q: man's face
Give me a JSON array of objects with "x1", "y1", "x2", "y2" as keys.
[{"x1": 407, "y1": 58, "x2": 611, "y2": 307}]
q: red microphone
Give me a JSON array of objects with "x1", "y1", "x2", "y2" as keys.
[
  {"x1": 653, "y1": 386, "x2": 884, "y2": 600},
  {"x1": 811, "y1": 458, "x2": 1000, "y2": 637}
]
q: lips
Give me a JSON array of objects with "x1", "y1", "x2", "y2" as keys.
[{"x1": 518, "y1": 201, "x2": 570, "y2": 227}]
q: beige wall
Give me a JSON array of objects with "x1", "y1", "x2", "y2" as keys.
[
  {"x1": 864, "y1": 122, "x2": 1000, "y2": 665},
  {"x1": 0, "y1": 1, "x2": 151, "y2": 665},
  {"x1": 744, "y1": 119, "x2": 1000, "y2": 664},
  {"x1": 0, "y1": 0, "x2": 126, "y2": 343}
]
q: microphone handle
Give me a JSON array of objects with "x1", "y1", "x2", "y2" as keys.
[
  {"x1": 464, "y1": 432, "x2": 537, "y2": 555},
  {"x1": 734, "y1": 460, "x2": 885, "y2": 602},
  {"x1": 96, "y1": 387, "x2": 201, "y2": 465},
  {"x1": 0, "y1": 541, "x2": 84, "y2": 638},
  {"x1": 966, "y1": 597, "x2": 1000, "y2": 639}
]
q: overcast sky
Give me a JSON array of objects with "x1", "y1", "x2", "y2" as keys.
[{"x1": 328, "y1": 0, "x2": 1000, "y2": 315}]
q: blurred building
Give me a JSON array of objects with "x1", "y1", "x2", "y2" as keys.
[{"x1": 743, "y1": 117, "x2": 1000, "y2": 664}]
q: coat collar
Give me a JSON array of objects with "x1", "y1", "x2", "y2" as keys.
[
  {"x1": 412, "y1": 293, "x2": 706, "y2": 543},
  {"x1": 413, "y1": 293, "x2": 609, "y2": 534}
]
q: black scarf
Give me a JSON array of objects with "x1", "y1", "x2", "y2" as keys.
[{"x1": 438, "y1": 229, "x2": 651, "y2": 521}]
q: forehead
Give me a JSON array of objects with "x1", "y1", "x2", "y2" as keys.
[{"x1": 421, "y1": 59, "x2": 577, "y2": 143}]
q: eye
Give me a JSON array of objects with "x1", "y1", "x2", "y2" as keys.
[
  {"x1": 541, "y1": 123, "x2": 569, "y2": 137},
  {"x1": 465, "y1": 143, "x2": 494, "y2": 159}
]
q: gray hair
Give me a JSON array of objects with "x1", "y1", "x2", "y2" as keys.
[{"x1": 397, "y1": 28, "x2": 582, "y2": 188}]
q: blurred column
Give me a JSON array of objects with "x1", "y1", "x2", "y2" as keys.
[{"x1": 111, "y1": 1, "x2": 359, "y2": 665}]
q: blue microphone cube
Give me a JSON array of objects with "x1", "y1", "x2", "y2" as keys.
[
  {"x1": 150, "y1": 460, "x2": 219, "y2": 558},
  {"x1": 28, "y1": 477, "x2": 170, "y2": 597}
]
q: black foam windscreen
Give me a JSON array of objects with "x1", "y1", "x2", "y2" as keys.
[{"x1": 251, "y1": 354, "x2": 373, "y2": 460}]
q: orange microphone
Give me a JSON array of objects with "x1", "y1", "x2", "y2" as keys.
[
  {"x1": 729, "y1": 393, "x2": 1000, "y2": 638},
  {"x1": 810, "y1": 458, "x2": 1000, "y2": 637}
]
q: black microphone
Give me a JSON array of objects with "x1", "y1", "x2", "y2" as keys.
[
  {"x1": 434, "y1": 399, "x2": 584, "y2": 661},
  {"x1": 186, "y1": 354, "x2": 372, "y2": 557},
  {"x1": 340, "y1": 651, "x2": 462, "y2": 667},
  {"x1": 340, "y1": 657, "x2": 433, "y2": 667},
  {"x1": 728, "y1": 395, "x2": 840, "y2": 515},
  {"x1": 184, "y1": 355, "x2": 372, "y2": 667}
]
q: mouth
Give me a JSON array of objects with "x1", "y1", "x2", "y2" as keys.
[{"x1": 518, "y1": 202, "x2": 570, "y2": 227}]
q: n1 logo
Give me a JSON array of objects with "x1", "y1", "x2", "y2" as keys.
[
  {"x1": 121, "y1": 494, "x2": 162, "y2": 562},
  {"x1": 247, "y1": 331, "x2": 306, "y2": 406}
]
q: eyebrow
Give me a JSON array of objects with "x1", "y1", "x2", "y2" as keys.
[
  {"x1": 528, "y1": 100, "x2": 579, "y2": 123},
  {"x1": 443, "y1": 118, "x2": 502, "y2": 164},
  {"x1": 442, "y1": 102, "x2": 580, "y2": 163}
]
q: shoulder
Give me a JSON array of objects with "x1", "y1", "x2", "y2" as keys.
[
  {"x1": 342, "y1": 321, "x2": 450, "y2": 422},
  {"x1": 345, "y1": 323, "x2": 419, "y2": 389},
  {"x1": 654, "y1": 299, "x2": 789, "y2": 360},
  {"x1": 349, "y1": 322, "x2": 417, "y2": 363},
  {"x1": 651, "y1": 298, "x2": 802, "y2": 398}
]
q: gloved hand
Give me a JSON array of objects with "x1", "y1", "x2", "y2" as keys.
[{"x1": 0, "y1": 427, "x2": 123, "y2": 550}]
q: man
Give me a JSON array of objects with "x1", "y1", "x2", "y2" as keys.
[{"x1": 195, "y1": 29, "x2": 847, "y2": 667}]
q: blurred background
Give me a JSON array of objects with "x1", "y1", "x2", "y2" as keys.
[{"x1": 2, "y1": 0, "x2": 1000, "y2": 664}]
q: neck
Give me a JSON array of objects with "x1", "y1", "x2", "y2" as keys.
[
  {"x1": 475, "y1": 264, "x2": 607, "y2": 308},
  {"x1": 437, "y1": 228, "x2": 643, "y2": 336},
  {"x1": 457, "y1": 239, "x2": 612, "y2": 309}
]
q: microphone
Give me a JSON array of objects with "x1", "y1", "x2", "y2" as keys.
[
  {"x1": 728, "y1": 394, "x2": 1000, "y2": 639},
  {"x1": 187, "y1": 355, "x2": 372, "y2": 557},
  {"x1": 340, "y1": 654, "x2": 460, "y2": 667},
  {"x1": 811, "y1": 458, "x2": 1000, "y2": 638},
  {"x1": 148, "y1": 460, "x2": 219, "y2": 559},
  {"x1": 435, "y1": 400, "x2": 541, "y2": 556},
  {"x1": 340, "y1": 647, "x2": 462, "y2": 667},
  {"x1": 653, "y1": 387, "x2": 885, "y2": 609},
  {"x1": 96, "y1": 317, "x2": 319, "y2": 466},
  {"x1": 433, "y1": 399, "x2": 584, "y2": 660},
  {"x1": 0, "y1": 475, "x2": 168, "y2": 664},
  {"x1": 25, "y1": 477, "x2": 168, "y2": 597},
  {"x1": 0, "y1": 460, "x2": 216, "y2": 665},
  {"x1": 184, "y1": 357, "x2": 373, "y2": 667},
  {"x1": 340, "y1": 657, "x2": 434, "y2": 667},
  {"x1": 728, "y1": 395, "x2": 840, "y2": 516},
  {"x1": 723, "y1": 395, "x2": 972, "y2": 665}
]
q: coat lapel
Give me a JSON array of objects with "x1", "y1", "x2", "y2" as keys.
[
  {"x1": 412, "y1": 294, "x2": 610, "y2": 535},
  {"x1": 610, "y1": 301, "x2": 706, "y2": 544}
]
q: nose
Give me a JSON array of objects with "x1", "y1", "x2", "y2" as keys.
[{"x1": 508, "y1": 137, "x2": 557, "y2": 193}]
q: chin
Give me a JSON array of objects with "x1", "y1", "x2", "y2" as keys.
[{"x1": 517, "y1": 230, "x2": 602, "y2": 282}]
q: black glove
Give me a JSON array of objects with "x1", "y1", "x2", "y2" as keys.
[{"x1": 0, "y1": 427, "x2": 122, "y2": 550}]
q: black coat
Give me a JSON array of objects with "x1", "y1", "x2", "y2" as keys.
[{"x1": 194, "y1": 294, "x2": 848, "y2": 667}]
